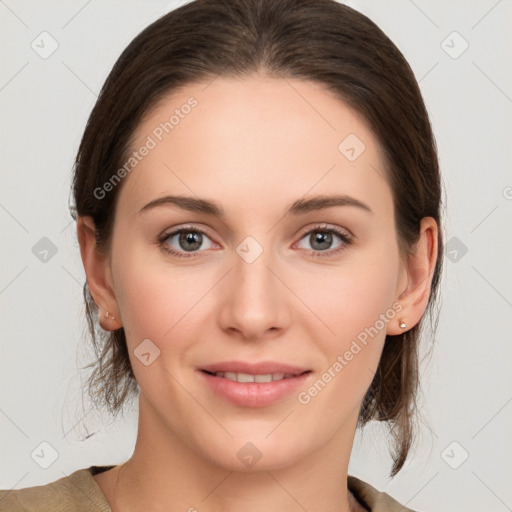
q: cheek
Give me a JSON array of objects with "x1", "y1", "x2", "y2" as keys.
[
  {"x1": 302, "y1": 245, "x2": 400, "y2": 394},
  {"x1": 110, "y1": 252, "x2": 203, "y2": 398},
  {"x1": 296, "y1": 276, "x2": 396, "y2": 425},
  {"x1": 111, "y1": 244, "x2": 217, "y2": 352},
  {"x1": 112, "y1": 260, "x2": 166, "y2": 342},
  {"x1": 313, "y1": 250, "x2": 399, "y2": 342}
]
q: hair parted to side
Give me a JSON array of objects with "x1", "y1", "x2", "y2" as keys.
[{"x1": 71, "y1": 0, "x2": 443, "y2": 477}]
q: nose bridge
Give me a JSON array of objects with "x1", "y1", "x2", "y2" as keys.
[{"x1": 219, "y1": 236, "x2": 288, "y2": 339}]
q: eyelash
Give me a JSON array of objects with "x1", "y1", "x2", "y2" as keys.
[{"x1": 157, "y1": 224, "x2": 353, "y2": 259}]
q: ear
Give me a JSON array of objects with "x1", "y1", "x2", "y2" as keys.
[
  {"x1": 387, "y1": 216, "x2": 439, "y2": 335},
  {"x1": 76, "y1": 216, "x2": 122, "y2": 331}
]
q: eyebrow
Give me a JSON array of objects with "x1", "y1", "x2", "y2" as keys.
[{"x1": 138, "y1": 194, "x2": 373, "y2": 216}]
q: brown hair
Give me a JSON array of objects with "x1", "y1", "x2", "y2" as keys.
[{"x1": 71, "y1": 0, "x2": 443, "y2": 476}]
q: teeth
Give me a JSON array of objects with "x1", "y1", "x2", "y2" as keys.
[
  {"x1": 255, "y1": 374, "x2": 272, "y2": 383},
  {"x1": 237, "y1": 372, "x2": 255, "y2": 383},
  {"x1": 215, "y1": 371, "x2": 293, "y2": 382}
]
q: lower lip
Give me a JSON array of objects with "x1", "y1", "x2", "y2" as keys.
[{"x1": 198, "y1": 370, "x2": 312, "y2": 407}]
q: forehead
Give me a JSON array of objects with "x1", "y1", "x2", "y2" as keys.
[{"x1": 118, "y1": 74, "x2": 391, "y2": 219}]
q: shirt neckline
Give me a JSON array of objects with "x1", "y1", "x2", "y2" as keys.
[{"x1": 85, "y1": 466, "x2": 378, "y2": 511}]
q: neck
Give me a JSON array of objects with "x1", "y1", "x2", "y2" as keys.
[{"x1": 101, "y1": 395, "x2": 365, "y2": 512}]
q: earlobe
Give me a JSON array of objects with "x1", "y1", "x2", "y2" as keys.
[
  {"x1": 76, "y1": 216, "x2": 122, "y2": 331},
  {"x1": 387, "y1": 217, "x2": 438, "y2": 336}
]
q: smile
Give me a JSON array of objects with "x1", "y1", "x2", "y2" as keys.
[{"x1": 198, "y1": 363, "x2": 312, "y2": 407}]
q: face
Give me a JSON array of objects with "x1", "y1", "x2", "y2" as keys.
[{"x1": 105, "y1": 74, "x2": 408, "y2": 471}]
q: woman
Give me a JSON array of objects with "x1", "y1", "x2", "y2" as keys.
[{"x1": 0, "y1": 0, "x2": 442, "y2": 510}]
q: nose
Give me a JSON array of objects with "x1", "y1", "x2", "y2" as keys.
[{"x1": 217, "y1": 246, "x2": 291, "y2": 341}]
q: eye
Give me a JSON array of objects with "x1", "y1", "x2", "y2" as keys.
[
  {"x1": 295, "y1": 225, "x2": 353, "y2": 257},
  {"x1": 158, "y1": 224, "x2": 353, "y2": 260},
  {"x1": 158, "y1": 226, "x2": 216, "y2": 258}
]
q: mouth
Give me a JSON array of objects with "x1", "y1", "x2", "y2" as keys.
[{"x1": 197, "y1": 361, "x2": 312, "y2": 407}]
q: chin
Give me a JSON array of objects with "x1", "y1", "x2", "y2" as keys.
[{"x1": 193, "y1": 432, "x2": 310, "y2": 473}]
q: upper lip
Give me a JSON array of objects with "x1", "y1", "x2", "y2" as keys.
[{"x1": 199, "y1": 361, "x2": 310, "y2": 375}]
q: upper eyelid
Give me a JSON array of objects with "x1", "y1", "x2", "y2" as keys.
[
  {"x1": 162, "y1": 224, "x2": 216, "y2": 242},
  {"x1": 297, "y1": 223, "x2": 352, "y2": 238}
]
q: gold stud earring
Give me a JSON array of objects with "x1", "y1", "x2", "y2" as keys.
[
  {"x1": 399, "y1": 320, "x2": 406, "y2": 329},
  {"x1": 105, "y1": 311, "x2": 116, "y2": 320}
]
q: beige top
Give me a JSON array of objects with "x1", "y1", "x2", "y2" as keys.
[{"x1": 0, "y1": 466, "x2": 416, "y2": 511}]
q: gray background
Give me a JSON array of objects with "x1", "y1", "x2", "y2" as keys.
[{"x1": 1, "y1": 1, "x2": 511, "y2": 510}]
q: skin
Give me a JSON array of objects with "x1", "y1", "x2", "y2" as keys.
[{"x1": 77, "y1": 73, "x2": 438, "y2": 512}]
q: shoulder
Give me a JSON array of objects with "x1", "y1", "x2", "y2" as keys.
[
  {"x1": 0, "y1": 466, "x2": 113, "y2": 512},
  {"x1": 348, "y1": 475, "x2": 419, "y2": 512}
]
